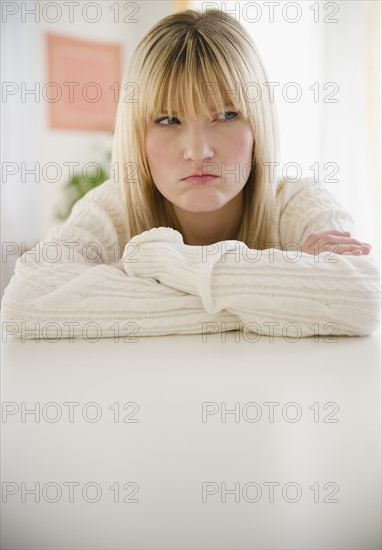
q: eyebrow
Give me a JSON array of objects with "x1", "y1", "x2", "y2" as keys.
[{"x1": 159, "y1": 103, "x2": 236, "y2": 115}]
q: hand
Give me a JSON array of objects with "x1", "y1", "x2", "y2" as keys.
[{"x1": 301, "y1": 230, "x2": 372, "y2": 256}]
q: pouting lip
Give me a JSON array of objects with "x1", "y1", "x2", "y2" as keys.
[{"x1": 181, "y1": 173, "x2": 219, "y2": 179}]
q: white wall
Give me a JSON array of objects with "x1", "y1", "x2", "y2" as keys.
[
  {"x1": 319, "y1": 0, "x2": 381, "y2": 256},
  {"x1": 1, "y1": 0, "x2": 174, "y2": 300}
]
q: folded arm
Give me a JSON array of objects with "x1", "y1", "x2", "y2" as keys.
[
  {"x1": 123, "y1": 179, "x2": 381, "y2": 337},
  {"x1": 1, "y1": 181, "x2": 240, "y2": 340}
]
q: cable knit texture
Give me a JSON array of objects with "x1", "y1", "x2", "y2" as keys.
[{"x1": 1, "y1": 177, "x2": 380, "y2": 339}]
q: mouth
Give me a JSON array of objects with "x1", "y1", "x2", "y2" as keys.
[{"x1": 181, "y1": 175, "x2": 219, "y2": 185}]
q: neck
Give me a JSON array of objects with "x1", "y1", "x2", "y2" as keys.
[{"x1": 173, "y1": 191, "x2": 244, "y2": 246}]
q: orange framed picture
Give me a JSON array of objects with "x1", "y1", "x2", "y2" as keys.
[{"x1": 46, "y1": 34, "x2": 122, "y2": 132}]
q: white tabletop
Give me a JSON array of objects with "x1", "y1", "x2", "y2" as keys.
[{"x1": 1, "y1": 328, "x2": 381, "y2": 550}]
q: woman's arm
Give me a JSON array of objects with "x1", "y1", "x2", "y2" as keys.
[
  {"x1": 0, "y1": 180, "x2": 240, "y2": 340},
  {"x1": 123, "y1": 229, "x2": 381, "y2": 337},
  {"x1": 123, "y1": 179, "x2": 381, "y2": 337}
]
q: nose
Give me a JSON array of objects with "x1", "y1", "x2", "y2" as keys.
[{"x1": 182, "y1": 125, "x2": 215, "y2": 162}]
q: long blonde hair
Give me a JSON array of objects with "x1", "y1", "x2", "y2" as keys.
[{"x1": 112, "y1": 8, "x2": 280, "y2": 248}]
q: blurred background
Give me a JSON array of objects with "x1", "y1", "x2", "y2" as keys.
[{"x1": 1, "y1": 0, "x2": 381, "y2": 300}]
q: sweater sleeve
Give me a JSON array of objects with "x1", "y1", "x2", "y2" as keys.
[
  {"x1": 123, "y1": 179, "x2": 381, "y2": 337},
  {"x1": 275, "y1": 176, "x2": 359, "y2": 247},
  {"x1": 0, "y1": 180, "x2": 241, "y2": 340}
]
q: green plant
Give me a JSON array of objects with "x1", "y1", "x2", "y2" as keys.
[{"x1": 55, "y1": 151, "x2": 111, "y2": 221}]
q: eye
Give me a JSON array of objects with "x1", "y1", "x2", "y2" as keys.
[
  {"x1": 154, "y1": 116, "x2": 180, "y2": 126},
  {"x1": 153, "y1": 111, "x2": 240, "y2": 127},
  {"x1": 217, "y1": 111, "x2": 239, "y2": 122}
]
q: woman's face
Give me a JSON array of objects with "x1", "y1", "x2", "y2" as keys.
[{"x1": 145, "y1": 97, "x2": 255, "y2": 213}]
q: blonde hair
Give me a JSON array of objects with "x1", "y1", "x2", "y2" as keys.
[{"x1": 112, "y1": 8, "x2": 280, "y2": 248}]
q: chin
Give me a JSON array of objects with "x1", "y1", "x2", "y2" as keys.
[
  {"x1": 176, "y1": 191, "x2": 229, "y2": 213},
  {"x1": 179, "y1": 199, "x2": 226, "y2": 213}
]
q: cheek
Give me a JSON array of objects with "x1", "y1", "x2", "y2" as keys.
[
  {"x1": 145, "y1": 134, "x2": 160, "y2": 167},
  {"x1": 221, "y1": 127, "x2": 254, "y2": 165},
  {"x1": 145, "y1": 134, "x2": 176, "y2": 178},
  {"x1": 234, "y1": 127, "x2": 254, "y2": 157},
  {"x1": 145, "y1": 134, "x2": 176, "y2": 197}
]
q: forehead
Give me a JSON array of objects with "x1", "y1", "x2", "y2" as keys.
[
  {"x1": 160, "y1": 97, "x2": 233, "y2": 112},
  {"x1": 159, "y1": 81, "x2": 237, "y2": 113}
]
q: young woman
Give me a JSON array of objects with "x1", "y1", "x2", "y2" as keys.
[{"x1": 2, "y1": 9, "x2": 380, "y2": 340}]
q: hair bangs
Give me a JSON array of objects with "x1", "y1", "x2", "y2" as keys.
[{"x1": 143, "y1": 33, "x2": 250, "y2": 125}]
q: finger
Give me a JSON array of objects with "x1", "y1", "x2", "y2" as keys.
[
  {"x1": 322, "y1": 230, "x2": 351, "y2": 236},
  {"x1": 343, "y1": 248, "x2": 370, "y2": 255},
  {"x1": 341, "y1": 250, "x2": 365, "y2": 255},
  {"x1": 322, "y1": 236, "x2": 370, "y2": 246},
  {"x1": 312, "y1": 242, "x2": 370, "y2": 254},
  {"x1": 324, "y1": 244, "x2": 371, "y2": 254},
  {"x1": 341, "y1": 243, "x2": 371, "y2": 251},
  {"x1": 303, "y1": 230, "x2": 352, "y2": 245}
]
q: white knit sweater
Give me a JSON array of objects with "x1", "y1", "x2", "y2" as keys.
[{"x1": 1, "y1": 177, "x2": 380, "y2": 340}]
